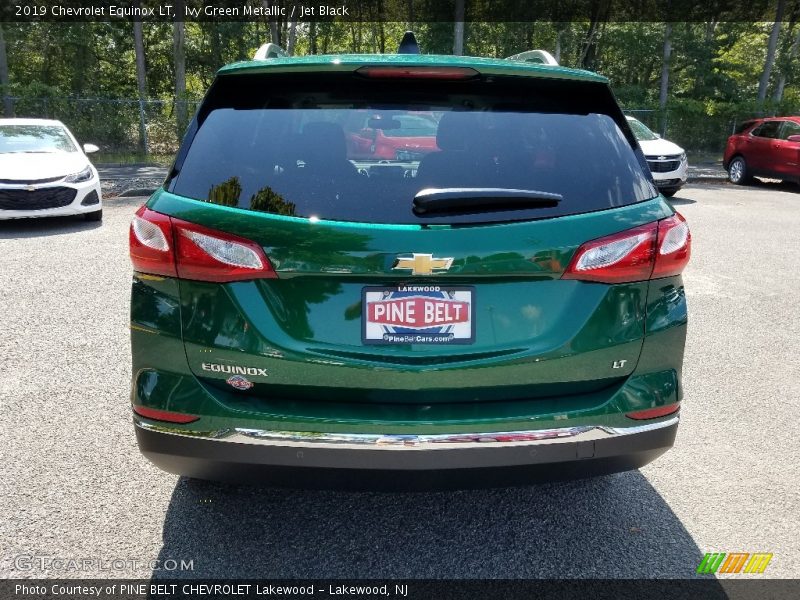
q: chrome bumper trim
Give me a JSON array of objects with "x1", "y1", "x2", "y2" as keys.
[{"x1": 134, "y1": 416, "x2": 679, "y2": 451}]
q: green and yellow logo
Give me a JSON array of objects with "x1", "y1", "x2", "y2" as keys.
[{"x1": 697, "y1": 552, "x2": 773, "y2": 574}]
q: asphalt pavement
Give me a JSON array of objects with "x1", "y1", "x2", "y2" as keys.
[{"x1": 0, "y1": 181, "x2": 798, "y2": 579}]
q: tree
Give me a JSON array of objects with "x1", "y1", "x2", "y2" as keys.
[
  {"x1": 0, "y1": 24, "x2": 12, "y2": 116},
  {"x1": 250, "y1": 186, "x2": 296, "y2": 215},
  {"x1": 262, "y1": 0, "x2": 281, "y2": 45},
  {"x1": 286, "y1": 18, "x2": 297, "y2": 55},
  {"x1": 774, "y1": 12, "x2": 799, "y2": 102},
  {"x1": 132, "y1": 5, "x2": 148, "y2": 153},
  {"x1": 554, "y1": 24, "x2": 563, "y2": 63},
  {"x1": 579, "y1": 2, "x2": 611, "y2": 69},
  {"x1": 659, "y1": 23, "x2": 672, "y2": 110},
  {"x1": 690, "y1": 20, "x2": 718, "y2": 96},
  {"x1": 173, "y1": 0, "x2": 187, "y2": 138},
  {"x1": 309, "y1": 21, "x2": 318, "y2": 54},
  {"x1": 453, "y1": 0, "x2": 465, "y2": 55},
  {"x1": 208, "y1": 177, "x2": 242, "y2": 206},
  {"x1": 758, "y1": 0, "x2": 786, "y2": 104}
]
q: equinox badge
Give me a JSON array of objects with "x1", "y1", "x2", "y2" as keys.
[
  {"x1": 201, "y1": 363, "x2": 268, "y2": 376},
  {"x1": 392, "y1": 253, "x2": 454, "y2": 276}
]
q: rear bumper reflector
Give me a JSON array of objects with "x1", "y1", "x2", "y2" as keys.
[
  {"x1": 133, "y1": 406, "x2": 199, "y2": 424},
  {"x1": 626, "y1": 404, "x2": 680, "y2": 420}
]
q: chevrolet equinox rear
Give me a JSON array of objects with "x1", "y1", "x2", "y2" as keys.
[{"x1": 129, "y1": 51, "x2": 690, "y2": 489}]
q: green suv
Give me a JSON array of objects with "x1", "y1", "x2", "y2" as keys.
[{"x1": 129, "y1": 45, "x2": 690, "y2": 489}]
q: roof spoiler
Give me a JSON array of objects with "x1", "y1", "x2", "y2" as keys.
[
  {"x1": 505, "y1": 50, "x2": 559, "y2": 66},
  {"x1": 253, "y1": 43, "x2": 287, "y2": 60}
]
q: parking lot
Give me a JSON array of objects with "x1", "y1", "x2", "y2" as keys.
[{"x1": 1, "y1": 181, "x2": 798, "y2": 579}]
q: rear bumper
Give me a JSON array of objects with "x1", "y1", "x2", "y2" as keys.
[
  {"x1": 134, "y1": 416, "x2": 678, "y2": 490},
  {"x1": 651, "y1": 162, "x2": 688, "y2": 189},
  {"x1": 654, "y1": 178, "x2": 686, "y2": 190}
]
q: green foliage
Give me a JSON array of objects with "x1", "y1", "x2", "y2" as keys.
[
  {"x1": 624, "y1": 97, "x2": 797, "y2": 152},
  {"x1": 208, "y1": 177, "x2": 242, "y2": 207},
  {"x1": 250, "y1": 187, "x2": 297, "y2": 216},
  {"x1": 1, "y1": 19, "x2": 797, "y2": 154}
]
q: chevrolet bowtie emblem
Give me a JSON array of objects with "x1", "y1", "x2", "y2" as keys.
[{"x1": 392, "y1": 253, "x2": 454, "y2": 276}]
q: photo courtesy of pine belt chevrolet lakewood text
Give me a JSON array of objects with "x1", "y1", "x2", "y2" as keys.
[{"x1": 129, "y1": 36, "x2": 691, "y2": 490}]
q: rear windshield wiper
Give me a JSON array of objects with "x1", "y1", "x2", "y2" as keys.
[{"x1": 413, "y1": 188, "x2": 562, "y2": 215}]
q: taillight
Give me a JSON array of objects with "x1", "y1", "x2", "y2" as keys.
[
  {"x1": 129, "y1": 207, "x2": 277, "y2": 282},
  {"x1": 130, "y1": 206, "x2": 177, "y2": 277},
  {"x1": 562, "y1": 212, "x2": 691, "y2": 284},
  {"x1": 356, "y1": 66, "x2": 479, "y2": 80},
  {"x1": 652, "y1": 213, "x2": 691, "y2": 279},
  {"x1": 562, "y1": 222, "x2": 658, "y2": 284},
  {"x1": 172, "y1": 218, "x2": 276, "y2": 282}
]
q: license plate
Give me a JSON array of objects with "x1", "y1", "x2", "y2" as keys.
[{"x1": 362, "y1": 285, "x2": 475, "y2": 345}]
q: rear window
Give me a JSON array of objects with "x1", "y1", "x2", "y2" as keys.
[{"x1": 169, "y1": 73, "x2": 656, "y2": 225}]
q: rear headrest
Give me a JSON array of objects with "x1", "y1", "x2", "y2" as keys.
[
  {"x1": 301, "y1": 121, "x2": 347, "y2": 162},
  {"x1": 436, "y1": 112, "x2": 473, "y2": 151}
]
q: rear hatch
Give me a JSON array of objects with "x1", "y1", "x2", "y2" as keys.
[{"x1": 152, "y1": 66, "x2": 668, "y2": 404}]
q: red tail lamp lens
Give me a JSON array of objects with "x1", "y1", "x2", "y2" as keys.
[
  {"x1": 562, "y1": 212, "x2": 691, "y2": 284},
  {"x1": 562, "y1": 222, "x2": 658, "y2": 284},
  {"x1": 129, "y1": 207, "x2": 277, "y2": 282},
  {"x1": 171, "y1": 218, "x2": 277, "y2": 283},
  {"x1": 129, "y1": 206, "x2": 177, "y2": 277}
]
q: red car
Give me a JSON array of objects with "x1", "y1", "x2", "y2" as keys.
[
  {"x1": 343, "y1": 111, "x2": 439, "y2": 160},
  {"x1": 724, "y1": 116, "x2": 800, "y2": 185}
]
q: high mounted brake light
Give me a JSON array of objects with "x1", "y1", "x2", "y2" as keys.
[
  {"x1": 356, "y1": 66, "x2": 479, "y2": 80},
  {"x1": 129, "y1": 206, "x2": 277, "y2": 282},
  {"x1": 562, "y1": 212, "x2": 691, "y2": 284}
]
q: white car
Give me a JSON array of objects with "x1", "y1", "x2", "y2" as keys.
[
  {"x1": 0, "y1": 118, "x2": 103, "y2": 221},
  {"x1": 626, "y1": 116, "x2": 688, "y2": 197}
]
